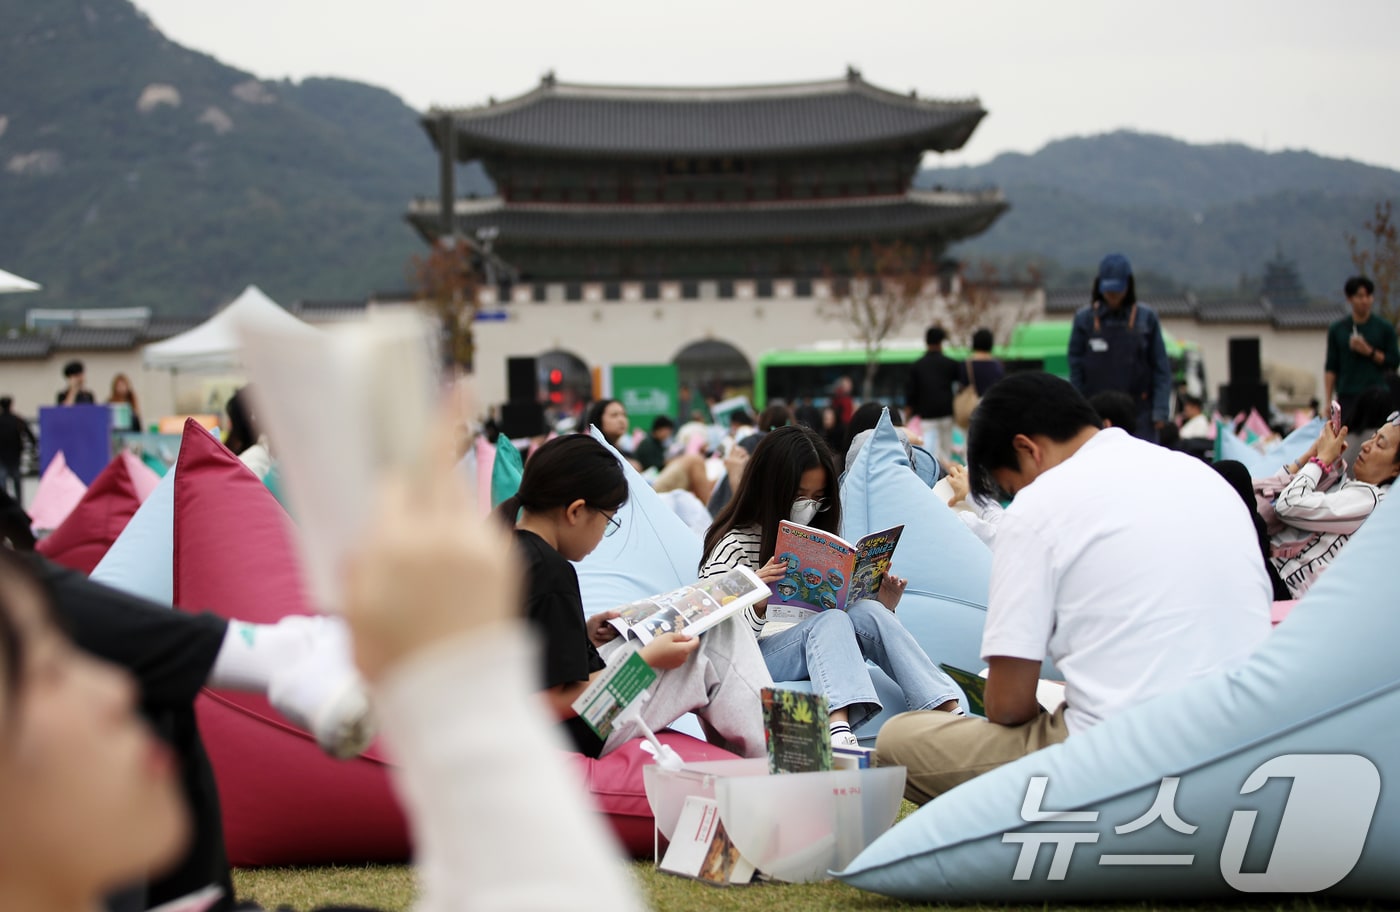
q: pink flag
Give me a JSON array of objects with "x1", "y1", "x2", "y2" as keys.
[
  {"x1": 1244, "y1": 409, "x2": 1272, "y2": 441},
  {"x1": 28, "y1": 451, "x2": 88, "y2": 532}
]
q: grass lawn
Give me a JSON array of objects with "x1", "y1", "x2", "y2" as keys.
[{"x1": 234, "y1": 863, "x2": 1384, "y2": 912}]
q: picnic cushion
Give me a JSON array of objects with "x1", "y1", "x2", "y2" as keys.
[
  {"x1": 837, "y1": 451, "x2": 1400, "y2": 901},
  {"x1": 37, "y1": 451, "x2": 160, "y2": 574},
  {"x1": 27, "y1": 450, "x2": 88, "y2": 532}
]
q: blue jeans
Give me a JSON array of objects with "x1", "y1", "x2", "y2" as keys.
[{"x1": 758, "y1": 600, "x2": 962, "y2": 729}]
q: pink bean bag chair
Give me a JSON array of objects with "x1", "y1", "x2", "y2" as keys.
[{"x1": 37, "y1": 451, "x2": 159, "y2": 573}]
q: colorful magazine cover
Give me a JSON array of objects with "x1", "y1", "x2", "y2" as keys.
[{"x1": 767, "y1": 521, "x2": 904, "y2": 620}]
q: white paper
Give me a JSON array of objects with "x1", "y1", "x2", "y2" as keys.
[{"x1": 237, "y1": 309, "x2": 439, "y2": 611}]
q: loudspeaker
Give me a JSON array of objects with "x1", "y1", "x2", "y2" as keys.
[
  {"x1": 1228, "y1": 337, "x2": 1261, "y2": 385},
  {"x1": 499, "y1": 402, "x2": 546, "y2": 440},
  {"x1": 1218, "y1": 382, "x2": 1270, "y2": 420},
  {"x1": 506, "y1": 357, "x2": 539, "y2": 404}
]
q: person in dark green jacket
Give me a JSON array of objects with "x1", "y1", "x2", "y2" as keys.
[{"x1": 1325, "y1": 276, "x2": 1399, "y2": 426}]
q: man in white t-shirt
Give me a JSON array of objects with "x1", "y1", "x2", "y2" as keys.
[{"x1": 875, "y1": 372, "x2": 1271, "y2": 804}]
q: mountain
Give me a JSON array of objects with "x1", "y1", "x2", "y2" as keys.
[
  {"x1": 0, "y1": 0, "x2": 451, "y2": 323},
  {"x1": 3, "y1": 3, "x2": 1396, "y2": 321},
  {"x1": 917, "y1": 132, "x2": 1400, "y2": 297}
]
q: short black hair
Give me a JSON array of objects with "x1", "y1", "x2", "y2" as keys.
[
  {"x1": 1345, "y1": 276, "x2": 1376, "y2": 298},
  {"x1": 966, "y1": 372, "x2": 1101, "y2": 499},
  {"x1": 971, "y1": 328, "x2": 994, "y2": 353},
  {"x1": 651, "y1": 415, "x2": 675, "y2": 433},
  {"x1": 926, "y1": 326, "x2": 946, "y2": 347},
  {"x1": 1087, "y1": 390, "x2": 1137, "y2": 432},
  {"x1": 62, "y1": 360, "x2": 84, "y2": 378},
  {"x1": 0, "y1": 397, "x2": 11, "y2": 412}
]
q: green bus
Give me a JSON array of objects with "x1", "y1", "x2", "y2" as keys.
[{"x1": 753, "y1": 321, "x2": 1203, "y2": 409}]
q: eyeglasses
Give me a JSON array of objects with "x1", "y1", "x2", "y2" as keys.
[
  {"x1": 794, "y1": 497, "x2": 831, "y2": 513},
  {"x1": 598, "y1": 508, "x2": 622, "y2": 537}
]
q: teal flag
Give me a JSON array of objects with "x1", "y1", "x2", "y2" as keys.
[{"x1": 491, "y1": 435, "x2": 525, "y2": 508}]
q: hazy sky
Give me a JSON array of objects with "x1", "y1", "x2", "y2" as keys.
[{"x1": 134, "y1": 0, "x2": 1400, "y2": 171}]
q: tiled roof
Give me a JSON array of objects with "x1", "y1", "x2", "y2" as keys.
[
  {"x1": 0, "y1": 335, "x2": 54, "y2": 360},
  {"x1": 427, "y1": 73, "x2": 986, "y2": 158},
  {"x1": 1043, "y1": 289, "x2": 1338, "y2": 329},
  {"x1": 140, "y1": 318, "x2": 202, "y2": 342},
  {"x1": 294, "y1": 300, "x2": 369, "y2": 320},
  {"x1": 52, "y1": 327, "x2": 141, "y2": 350},
  {"x1": 408, "y1": 190, "x2": 1008, "y2": 246},
  {"x1": 1044, "y1": 292, "x2": 1194, "y2": 318},
  {"x1": 1271, "y1": 308, "x2": 1342, "y2": 329},
  {"x1": 1194, "y1": 300, "x2": 1270, "y2": 323}
]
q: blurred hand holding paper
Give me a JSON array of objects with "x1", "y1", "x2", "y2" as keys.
[{"x1": 237, "y1": 309, "x2": 439, "y2": 611}]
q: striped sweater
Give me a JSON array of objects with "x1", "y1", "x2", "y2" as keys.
[{"x1": 699, "y1": 525, "x2": 790, "y2": 637}]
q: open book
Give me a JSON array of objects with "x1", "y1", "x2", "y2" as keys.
[
  {"x1": 236, "y1": 310, "x2": 440, "y2": 611},
  {"x1": 767, "y1": 521, "x2": 904, "y2": 624},
  {"x1": 606, "y1": 566, "x2": 768, "y2": 646}
]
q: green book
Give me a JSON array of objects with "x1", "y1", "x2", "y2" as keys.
[
  {"x1": 572, "y1": 647, "x2": 659, "y2": 740},
  {"x1": 939, "y1": 664, "x2": 987, "y2": 717},
  {"x1": 762, "y1": 687, "x2": 832, "y2": 774}
]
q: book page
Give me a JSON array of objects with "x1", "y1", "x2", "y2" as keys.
[
  {"x1": 236, "y1": 309, "x2": 438, "y2": 611},
  {"x1": 608, "y1": 566, "x2": 769, "y2": 642},
  {"x1": 848, "y1": 524, "x2": 905, "y2": 604},
  {"x1": 767, "y1": 521, "x2": 858, "y2": 622}
]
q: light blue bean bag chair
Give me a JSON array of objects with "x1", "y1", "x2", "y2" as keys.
[
  {"x1": 1216, "y1": 417, "x2": 1322, "y2": 478},
  {"x1": 838, "y1": 410, "x2": 995, "y2": 678},
  {"x1": 837, "y1": 468, "x2": 1400, "y2": 901},
  {"x1": 573, "y1": 428, "x2": 704, "y2": 617},
  {"x1": 90, "y1": 463, "x2": 178, "y2": 604}
]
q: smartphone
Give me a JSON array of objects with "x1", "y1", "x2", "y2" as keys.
[{"x1": 1329, "y1": 400, "x2": 1343, "y2": 435}]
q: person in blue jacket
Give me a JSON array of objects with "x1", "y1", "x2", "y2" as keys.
[{"x1": 1067, "y1": 253, "x2": 1172, "y2": 442}]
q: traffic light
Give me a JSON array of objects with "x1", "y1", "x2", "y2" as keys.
[{"x1": 548, "y1": 368, "x2": 564, "y2": 404}]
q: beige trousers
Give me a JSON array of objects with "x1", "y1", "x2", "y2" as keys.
[{"x1": 873, "y1": 704, "x2": 1069, "y2": 805}]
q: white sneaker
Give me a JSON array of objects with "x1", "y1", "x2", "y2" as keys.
[
  {"x1": 831, "y1": 730, "x2": 860, "y2": 749},
  {"x1": 267, "y1": 616, "x2": 376, "y2": 760}
]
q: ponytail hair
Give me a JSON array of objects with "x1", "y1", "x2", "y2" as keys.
[{"x1": 493, "y1": 435, "x2": 628, "y2": 527}]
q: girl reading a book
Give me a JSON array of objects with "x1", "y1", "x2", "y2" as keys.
[
  {"x1": 497, "y1": 435, "x2": 770, "y2": 759},
  {"x1": 700, "y1": 425, "x2": 963, "y2": 748}
]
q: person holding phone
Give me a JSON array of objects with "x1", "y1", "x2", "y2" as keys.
[{"x1": 1324, "y1": 276, "x2": 1399, "y2": 427}]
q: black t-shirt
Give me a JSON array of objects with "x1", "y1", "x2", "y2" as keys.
[
  {"x1": 55, "y1": 388, "x2": 95, "y2": 405},
  {"x1": 905, "y1": 350, "x2": 961, "y2": 418},
  {"x1": 959, "y1": 358, "x2": 1005, "y2": 395},
  {"x1": 515, "y1": 528, "x2": 607, "y2": 757}
]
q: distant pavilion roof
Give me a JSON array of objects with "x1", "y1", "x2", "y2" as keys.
[
  {"x1": 425, "y1": 71, "x2": 987, "y2": 159},
  {"x1": 1045, "y1": 289, "x2": 1343, "y2": 330},
  {"x1": 408, "y1": 189, "x2": 1007, "y2": 246}
]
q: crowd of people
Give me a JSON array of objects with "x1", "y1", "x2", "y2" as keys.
[{"x1": 0, "y1": 260, "x2": 1397, "y2": 912}]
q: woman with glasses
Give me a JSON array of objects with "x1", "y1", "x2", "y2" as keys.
[
  {"x1": 700, "y1": 426, "x2": 963, "y2": 749},
  {"x1": 497, "y1": 435, "x2": 769, "y2": 759},
  {"x1": 1268, "y1": 413, "x2": 1400, "y2": 598}
]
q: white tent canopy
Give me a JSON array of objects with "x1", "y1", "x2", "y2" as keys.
[
  {"x1": 143, "y1": 285, "x2": 315, "y2": 372},
  {"x1": 0, "y1": 268, "x2": 41, "y2": 293}
]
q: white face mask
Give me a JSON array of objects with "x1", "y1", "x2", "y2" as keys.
[{"x1": 789, "y1": 498, "x2": 822, "y2": 526}]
